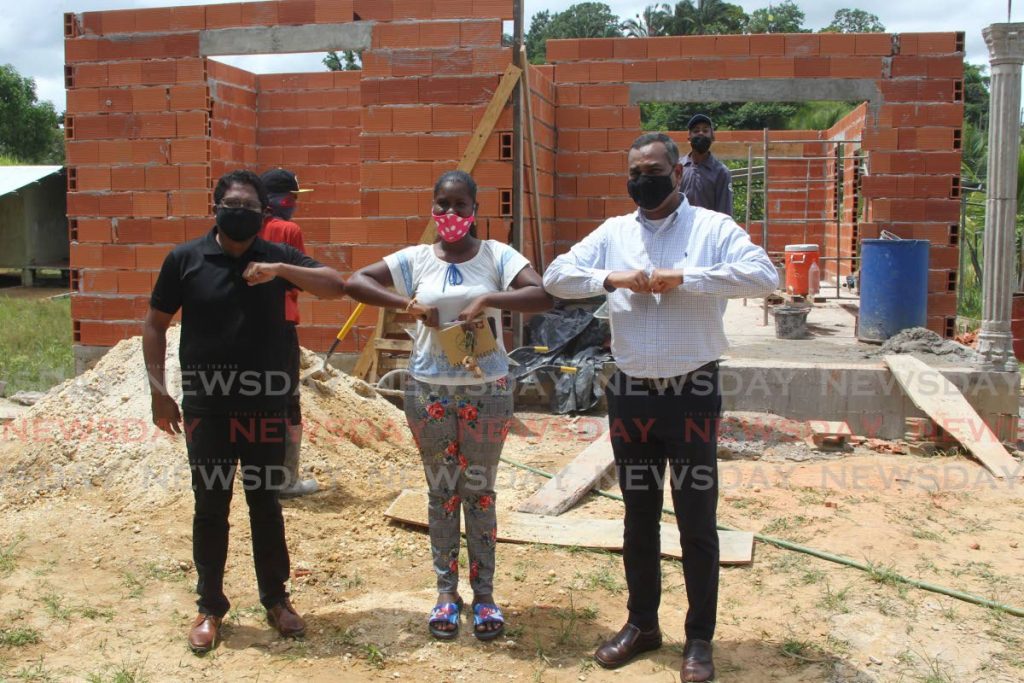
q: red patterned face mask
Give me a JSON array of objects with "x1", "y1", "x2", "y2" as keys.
[{"x1": 433, "y1": 211, "x2": 474, "y2": 242}]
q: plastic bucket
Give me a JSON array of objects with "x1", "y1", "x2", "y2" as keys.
[
  {"x1": 784, "y1": 244, "x2": 820, "y2": 296},
  {"x1": 774, "y1": 305, "x2": 810, "y2": 339},
  {"x1": 857, "y1": 238, "x2": 929, "y2": 342}
]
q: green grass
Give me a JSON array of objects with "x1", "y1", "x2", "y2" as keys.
[
  {"x1": 362, "y1": 643, "x2": 386, "y2": 669},
  {"x1": 0, "y1": 536, "x2": 24, "y2": 576},
  {"x1": 816, "y1": 583, "x2": 851, "y2": 614},
  {"x1": 10, "y1": 657, "x2": 58, "y2": 682},
  {"x1": 574, "y1": 565, "x2": 624, "y2": 594},
  {"x1": 778, "y1": 637, "x2": 826, "y2": 663},
  {"x1": 39, "y1": 592, "x2": 72, "y2": 622},
  {"x1": 553, "y1": 594, "x2": 598, "y2": 648},
  {"x1": 84, "y1": 660, "x2": 148, "y2": 683},
  {"x1": 0, "y1": 627, "x2": 40, "y2": 647},
  {"x1": 0, "y1": 297, "x2": 73, "y2": 393},
  {"x1": 120, "y1": 572, "x2": 144, "y2": 600}
]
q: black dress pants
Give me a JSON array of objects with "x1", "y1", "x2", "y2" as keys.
[
  {"x1": 185, "y1": 412, "x2": 291, "y2": 617},
  {"x1": 606, "y1": 364, "x2": 721, "y2": 641}
]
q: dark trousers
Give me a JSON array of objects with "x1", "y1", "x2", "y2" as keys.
[
  {"x1": 185, "y1": 413, "x2": 291, "y2": 617},
  {"x1": 606, "y1": 365, "x2": 721, "y2": 641}
]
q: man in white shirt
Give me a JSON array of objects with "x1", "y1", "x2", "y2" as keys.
[{"x1": 543, "y1": 132, "x2": 777, "y2": 682}]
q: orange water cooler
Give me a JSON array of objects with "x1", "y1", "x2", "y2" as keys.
[{"x1": 784, "y1": 244, "x2": 820, "y2": 296}]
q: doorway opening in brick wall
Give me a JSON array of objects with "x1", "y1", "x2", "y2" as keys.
[{"x1": 637, "y1": 98, "x2": 868, "y2": 299}]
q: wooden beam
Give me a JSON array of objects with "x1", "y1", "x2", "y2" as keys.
[
  {"x1": 884, "y1": 354, "x2": 1022, "y2": 479},
  {"x1": 710, "y1": 141, "x2": 807, "y2": 161},
  {"x1": 520, "y1": 50, "x2": 546, "y2": 271},
  {"x1": 517, "y1": 429, "x2": 613, "y2": 515},
  {"x1": 386, "y1": 489, "x2": 754, "y2": 565}
]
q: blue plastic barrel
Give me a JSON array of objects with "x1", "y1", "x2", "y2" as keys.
[{"x1": 857, "y1": 238, "x2": 930, "y2": 342}]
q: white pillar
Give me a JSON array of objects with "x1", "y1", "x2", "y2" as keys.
[{"x1": 978, "y1": 24, "x2": 1024, "y2": 372}]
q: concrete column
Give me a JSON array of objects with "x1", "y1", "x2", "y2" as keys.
[{"x1": 978, "y1": 24, "x2": 1024, "y2": 372}]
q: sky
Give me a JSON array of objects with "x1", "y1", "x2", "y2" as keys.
[{"x1": 2, "y1": 0, "x2": 1019, "y2": 113}]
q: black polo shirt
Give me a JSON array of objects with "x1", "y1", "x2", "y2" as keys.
[{"x1": 150, "y1": 228, "x2": 322, "y2": 416}]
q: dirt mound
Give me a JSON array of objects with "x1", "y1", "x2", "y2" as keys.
[
  {"x1": 0, "y1": 327, "x2": 412, "y2": 510},
  {"x1": 876, "y1": 326, "x2": 980, "y2": 361}
]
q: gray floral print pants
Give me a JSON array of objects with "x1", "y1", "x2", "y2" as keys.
[{"x1": 403, "y1": 375, "x2": 515, "y2": 596}]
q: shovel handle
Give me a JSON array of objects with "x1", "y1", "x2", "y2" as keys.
[{"x1": 336, "y1": 303, "x2": 364, "y2": 342}]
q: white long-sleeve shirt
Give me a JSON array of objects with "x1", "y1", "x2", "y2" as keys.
[{"x1": 543, "y1": 196, "x2": 778, "y2": 378}]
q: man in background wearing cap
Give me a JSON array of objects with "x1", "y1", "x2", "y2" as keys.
[
  {"x1": 681, "y1": 114, "x2": 733, "y2": 216},
  {"x1": 260, "y1": 168, "x2": 318, "y2": 498}
]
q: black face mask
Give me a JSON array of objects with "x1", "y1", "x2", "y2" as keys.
[
  {"x1": 216, "y1": 207, "x2": 263, "y2": 242},
  {"x1": 627, "y1": 173, "x2": 677, "y2": 211},
  {"x1": 690, "y1": 136, "x2": 712, "y2": 154}
]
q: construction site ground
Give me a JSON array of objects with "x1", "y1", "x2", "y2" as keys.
[{"x1": 1, "y1": 328, "x2": 1023, "y2": 683}]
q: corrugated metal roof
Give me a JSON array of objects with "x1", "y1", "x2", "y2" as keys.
[{"x1": 0, "y1": 166, "x2": 63, "y2": 198}]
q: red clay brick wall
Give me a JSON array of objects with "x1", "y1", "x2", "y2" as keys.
[
  {"x1": 544, "y1": 31, "x2": 963, "y2": 336},
  {"x1": 65, "y1": 2, "x2": 962, "y2": 348},
  {"x1": 65, "y1": 0, "x2": 520, "y2": 353},
  {"x1": 521, "y1": 63, "x2": 558, "y2": 269},
  {"x1": 253, "y1": 69, "x2": 363, "y2": 351},
  {"x1": 210, "y1": 60, "x2": 256, "y2": 179}
]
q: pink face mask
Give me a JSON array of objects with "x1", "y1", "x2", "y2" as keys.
[{"x1": 433, "y1": 211, "x2": 474, "y2": 243}]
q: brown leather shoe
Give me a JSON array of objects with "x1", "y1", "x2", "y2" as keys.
[
  {"x1": 188, "y1": 614, "x2": 221, "y2": 653},
  {"x1": 593, "y1": 623, "x2": 662, "y2": 669},
  {"x1": 267, "y1": 598, "x2": 306, "y2": 638},
  {"x1": 681, "y1": 639, "x2": 715, "y2": 682}
]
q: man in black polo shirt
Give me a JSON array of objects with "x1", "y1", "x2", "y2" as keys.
[{"x1": 142, "y1": 169, "x2": 345, "y2": 653}]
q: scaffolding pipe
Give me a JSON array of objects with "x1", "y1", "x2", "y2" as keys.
[
  {"x1": 836, "y1": 143, "x2": 844, "y2": 300},
  {"x1": 743, "y1": 143, "x2": 753, "y2": 308},
  {"x1": 763, "y1": 128, "x2": 770, "y2": 326}
]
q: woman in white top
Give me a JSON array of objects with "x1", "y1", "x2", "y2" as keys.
[{"x1": 345, "y1": 170, "x2": 551, "y2": 641}]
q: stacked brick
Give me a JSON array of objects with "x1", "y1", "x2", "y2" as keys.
[
  {"x1": 544, "y1": 31, "x2": 964, "y2": 337},
  {"x1": 520, "y1": 64, "x2": 558, "y2": 269},
  {"x1": 64, "y1": 0, "x2": 964, "y2": 351},
  {"x1": 353, "y1": 6, "x2": 514, "y2": 350},
  {"x1": 254, "y1": 69, "x2": 363, "y2": 351}
]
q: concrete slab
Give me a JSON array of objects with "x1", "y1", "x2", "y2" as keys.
[{"x1": 200, "y1": 22, "x2": 372, "y2": 56}]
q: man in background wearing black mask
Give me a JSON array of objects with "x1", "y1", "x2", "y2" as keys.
[
  {"x1": 142, "y1": 169, "x2": 346, "y2": 654},
  {"x1": 681, "y1": 114, "x2": 733, "y2": 216},
  {"x1": 543, "y1": 133, "x2": 777, "y2": 682}
]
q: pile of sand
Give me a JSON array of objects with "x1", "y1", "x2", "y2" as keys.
[{"x1": 0, "y1": 327, "x2": 412, "y2": 510}]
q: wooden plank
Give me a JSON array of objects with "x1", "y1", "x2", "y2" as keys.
[
  {"x1": 386, "y1": 489, "x2": 754, "y2": 565},
  {"x1": 714, "y1": 141, "x2": 807, "y2": 161},
  {"x1": 884, "y1": 354, "x2": 1021, "y2": 479},
  {"x1": 373, "y1": 338, "x2": 414, "y2": 352},
  {"x1": 517, "y1": 428, "x2": 614, "y2": 515},
  {"x1": 520, "y1": 51, "x2": 546, "y2": 271}
]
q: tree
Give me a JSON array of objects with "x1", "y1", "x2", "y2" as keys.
[
  {"x1": 822, "y1": 8, "x2": 885, "y2": 33},
  {"x1": 746, "y1": 1, "x2": 808, "y2": 33},
  {"x1": 0, "y1": 64, "x2": 63, "y2": 164},
  {"x1": 963, "y1": 62, "x2": 990, "y2": 131},
  {"x1": 323, "y1": 50, "x2": 362, "y2": 71},
  {"x1": 670, "y1": 0, "x2": 748, "y2": 36},
  {"x1": 622, "y1": 3, "x2": 673, "y2": 38},
  {"x1": 525, "y1": 3, "x2": 622, "y2": 63},
  {"x1": 525, "y1": 10, "x2": 553, "y2": 63}
]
